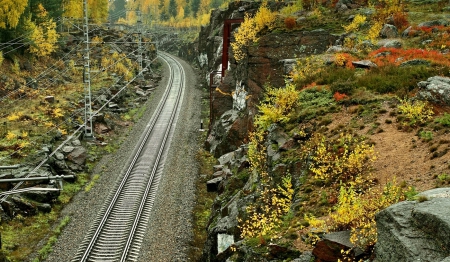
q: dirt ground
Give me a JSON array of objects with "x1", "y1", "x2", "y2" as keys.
[{"x1": 328, "y1": 100, "x2": 450, "y2": 192}]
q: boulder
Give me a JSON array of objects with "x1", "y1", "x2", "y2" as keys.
[
  {"x1": 418, "y1": 20, "x2": 449, "y2": 27},
  {"x1": 378, "y1": 39, "x2": 402, "y2": 48},
  {"x1": 375, "y1": 188, "x2": 450, "y2": 262},
  {"x1": 417, "y1": 76, "x2": 450, "y2": 105},
  {"x1": 400, "y1": 59, "x2": 431, "y2": 67},
  {"x1": 11, "y1": 196, "x2": 36, "y2": 217},
  {"x1": 380, "y1": 24, "x2": 399, "y2": 38},
  {"x1": 22, "y1": 187, "x2": 59, "y2": 203},
  {"x1": 313, "y1": 231, "x2": 365, "y2": 261},
  {"x1": 352, "y1": 60, "x2": 378, "y2": 68},
  {"x1": 66, "y1": 146, "x2": 87, "y2": 166},
  {"x1": 207, "y1": 177, "x2": 224, "y2": 192}
]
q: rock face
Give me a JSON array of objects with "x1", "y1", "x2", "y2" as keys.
[
  {"x1": 194, "y1": 0, "x2": 339, "y2": 157},
  {"x1": 417, "y1": 76, "x2": 450, "y2": 105},
  {"x1": 375, "y1": 188, "x2": 450, "y2": 262}
]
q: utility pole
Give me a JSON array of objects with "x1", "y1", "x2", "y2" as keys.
[
  {"x1": 83, "y1": 0, "x2": 94, "y2": 139},
  {"x1": 137, "y1": 10, "x2": 143, "y2": 78}
]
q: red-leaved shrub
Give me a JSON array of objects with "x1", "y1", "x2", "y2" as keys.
[{"x1": 284, "y1": 17, "x2": 296, "y2": 30}]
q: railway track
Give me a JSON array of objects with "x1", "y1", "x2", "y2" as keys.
[{"x1": 72, "y1": 52, "x2": 185, "y2": 262}]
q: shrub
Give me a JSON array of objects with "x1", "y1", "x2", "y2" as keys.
[
  {"x1": 231, "y1": 2, "x2": 277, "y2": 62},
  {"x1": 343, "y1": 14, "x2": 367, "y2": 33},
  {"x1": 284, "y1": 17, "x2": 296, "y2": 30},
  {"x1": 333, "y1": 91, "x2": 348, "y2": 101},
  {"x1": 290, "y1": 55, "x2": 324, "y2": 86},
  {"x1": 330, "y1": 180, "x2": 405, "y2": 247},
  {"x1": 435, "y1": 113, "x2": 450, "y2": 127},
  {"x1": 356, "y1": 65, "x2": 439, "y2": 95},
  {"x1": 280, "y1": 0, "x2": 303, "y2": 15},
  {"x1": 309, "y1": 133, "x2": 377, "y2": 186},
  {"x1": 397, "y1": 99, "x2": 434, "y2": 126},
  {"x1": 393, "y1": 12, "x2": 409, "y2": 31},
  {"x1": 239, "y1": 175, "x2": 294, "y2": 239},
  {"x1": 255, "y1": 82, "x2": 300, "y2": 130},
  {"x1": 419, "y1": 130, "x2": 433, "y2": 141}
]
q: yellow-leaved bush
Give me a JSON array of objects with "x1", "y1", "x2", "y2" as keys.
[
  {"x1": 309, "y1": 133, "x2": 377, "y2": 185},
  {"x1": 27, "y1": 4, "x2": 59, "y2": 57},
  {"x1": 240, "y1": 129, "x2": 294, "y2": 239},
  {"x1": 290, "y1": 55, "x2": 324, "y2": 84},
  {"x1": 231, "y1": 2, "x2": 277, "y2": 62},
  {"x1": 397, "y1": 98, "x2": 434, "y2": 126},
  {"x1": 343, "y1": 14, "x2": 366, "y2": 33},
  {"x1": 255, "y1": 82, "x2": 300, "y2": 130},
  {"x1": 330, "y1": 180, "x2": 405, "y2": 247},
  {"x1": 239, "y1": 175, "x2": 294, "y2": 238}
]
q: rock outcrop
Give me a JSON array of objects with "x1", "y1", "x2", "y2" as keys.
[
  {"x1": 417, "y1": 76, "x2": 450, "y2": 105},
  {"x1": 375, "y1": 188, "x2": 450, "y2": 262}
]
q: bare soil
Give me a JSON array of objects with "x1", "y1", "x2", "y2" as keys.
[{"x1": 328, "y1": 100, "x2": 450, "y2": 192}]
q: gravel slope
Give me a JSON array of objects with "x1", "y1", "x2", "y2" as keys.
[{"x1": 39, "y1": 55, "x2": 201, "y2": 262}]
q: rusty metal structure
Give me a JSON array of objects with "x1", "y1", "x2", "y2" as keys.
[{"x1": 208, "y1": 19, "x2": 244, "y2": 131}]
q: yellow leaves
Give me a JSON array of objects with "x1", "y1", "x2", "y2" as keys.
[
  {"x1": 0, "y1": 51, "x2": 3, "y2": 66},
  {"x1": 231, "y1": 2, "x2": 277, "y2": 62},
  {"x1": 368, "y1": 20, "x2": 383, "y2": 42},
  {"x1": 310, "y1": 133, "x2": 376, "y2": 185},
  {"x1": 63, "y1": 0, "x2": 83, "y2": 19},
  {"x1": 343, "y1": 14, "x2": 366, "y2": 33},
  {"x1": 6, "y1": 131, "x2": 17, "y2": 140},
  {"x1": 0, "y1": 0, "x2": 28, "y2": 29},
  {"x1": 328, "y1": 179, "x2": 406, "y2": 248},
  {"x1": 290, "y1": 56, "x2": 323, "y2": 84},
  {"x1": 239, "y1": 175, "x2": 294, "y2": 239},
  {"x1": 248, "y1": 130, "x2": 268, "y2": 176},
  {"x1": 7, "y1": 112, "x2": 23, "y2": 121},
  {"x1": 27, "y1": 4, "x2": 59, "y2": 57},
  {"x1": 397, "y1": 99, "x2": 434, "y2": 126},
  {"x1": 52, "y1": 108, "x2": 64, "y2": 118},
  {"x1": 255, "y1": 82, "x2": 300, "y2": 130}
]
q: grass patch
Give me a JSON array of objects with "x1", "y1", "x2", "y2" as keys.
[
  {"x1": 85, "y1": 174, "x2": 101, "y2": 192},
  {"x1": 189, "y1": 149, "x2": 217, "y2": 261}
]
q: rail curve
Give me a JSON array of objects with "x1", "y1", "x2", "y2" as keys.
[{"x1": 72, "y1": 52, "x2": 185, "y2": 262}]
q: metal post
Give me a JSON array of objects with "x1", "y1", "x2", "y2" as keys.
[
  {"x1": 137, "y1": 10, "x2": 143, "y2": 78},
  {"x1": 83, "y1": 0, "x2": 94, "y2": 139}
]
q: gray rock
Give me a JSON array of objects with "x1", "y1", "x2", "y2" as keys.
[
  {"x1": 326, "y1": 45, "x2": 345, "y2": 53},
  {"x1": 418, "y1": 20, "x2": 449, "y2": 27},
  {"x1": 55, "y1": 152, "x2": 65, "y2": 161},
  {"x1": 417, "y1": 76, "x2": 450, "y2": 105},
  {"x1": 400, "y1": 59, "x2": 431, "y2": 67},
  {"x1": 44, "y1": 96, "x2": 55, "y2": 103},
  {"x1": 217, "y1": 234, "x2": 234, "y2": 254},
  {"x1": 375, "y1": 188, "x2": 450, "y2": 262},
  {"x1": 379, "y1": 39, "x2": 402, "y2": 48},
  {"x1": 313, "y1": 231, "x2": 365, "y2": 261},
  {"x1": 293, "y1": 251, "x2": 314, "y2": 262},
  {"x1": 279, "y1": 59, "x2": 297, "y2": 75},
  {"x1": 66, "y1": 147, "x2": 87, "y2": 166},
  {"x1": 213, "y1": 165, "x2": 224, "y2": 172},
  {"x1": 352, "y1": 60, "x2": 378, "y2": 68},
  {"x1": 37, "y1": 203, "x2": 52, "y2": 213},
  {"x1": 71, "y1": 139, "x2": 81, "y2": 146},
  {"x1": 62, "y1": 146, "x2": 75, "y2": 154},
  {"x1": 380, "y1": 24, "x2": 399, "y2": 38},
  {"x1": 207, "y1": 177, "x2": 224, "y2": 192}
]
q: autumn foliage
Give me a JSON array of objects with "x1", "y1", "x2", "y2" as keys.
[
  {"x1": 369, "y1": 47, "x2": 450, "y2": 67},
  {"x1": 284, "y1": 17, "x2": 296, "y2": 29}
]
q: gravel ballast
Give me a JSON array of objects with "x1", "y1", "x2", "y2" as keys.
[{"x1": 39, "y1": 55, "x2": 201, "y2": 262}]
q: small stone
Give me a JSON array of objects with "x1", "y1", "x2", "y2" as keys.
[
  {"x1": 45, "y1": 96, "x2": 55, "y2": 103},
  {"x1": 62, "y1": 146, "x2": 75, "y2": 154},
  {"x1": 55, "y1": 152, "x2": 65, "y2": 160}
]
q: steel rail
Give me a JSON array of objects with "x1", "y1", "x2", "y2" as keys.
[{"x1": 72, "y1": 52, "x2": 185, "y2": 262}]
